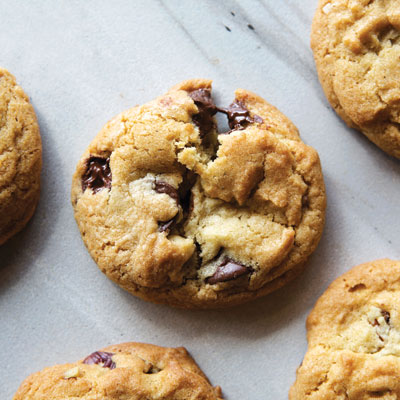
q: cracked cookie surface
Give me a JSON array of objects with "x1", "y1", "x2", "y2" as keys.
[
  {"x1": 0, "y1": 67, "x2": 42, "y2": 244},
  {"x1": 13, "y1": 342, "x2": 223, "y2": 400},
  {"x1": 311, "y1": 0, "x2": 400, "y2": 158},
  {"x1": 290, "y1": 259, "x2": 400, "y2": 399},
  {"x1": 71, "y1": 79, "x2": 326, "y2": 308}
]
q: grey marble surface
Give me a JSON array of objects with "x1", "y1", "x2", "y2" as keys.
[{"x1": 0, "y1": 1, "x2": 399, "y2": 398}]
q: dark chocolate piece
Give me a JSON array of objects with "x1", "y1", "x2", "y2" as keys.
[
  {"x1": 154, "y1": 181, "x2": 179, "y2": 205},
  {"x1": 219, "y1": 100, "x2": 263, "y2": 131},
  {"x1": 83, "y1": 351, "x2": 116, "y2": 369},
  {"x1": 189, "y1": 89, "x2": 218, "y2": 137},
  {"x1": 154, "y1": 181, "x2": 180, "y2": 233},
  {"x1": 178, "y1": 170, "x2": 196, "y2": 218},
  {"x1": 189, "y1": 89, "x2": 263, "y2": 135},
  {"x1": 207, "y1": 257, "x2": 250, "y2": 284},
  {"x1": 82, "y1": 157, "x2": 112, "y2": 193}
]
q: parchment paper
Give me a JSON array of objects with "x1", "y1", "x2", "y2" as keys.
[{"x1": 1, "y1": 1, "x2": 399, "y2": 398}]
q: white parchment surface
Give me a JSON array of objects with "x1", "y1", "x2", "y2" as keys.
[{"x1": 1, "y1": 1, "x2": 399, "y2": 398}]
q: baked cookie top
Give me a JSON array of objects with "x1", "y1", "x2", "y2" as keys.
[
  {"x1": 0, "y1": 67, "x2": 42, "y2": 244},
  {"x1": 290, "y1": 259, "x2": 400, "y2": 399},
  {"x1": 71, "y1": 79, "x2": 326, "y2": 308},
  {"x1": 13, "y1": 342, "x2": 223, "y2": 400},
  {"x1": 311, "y1": 0, "x2": 400, "y2": 158}
]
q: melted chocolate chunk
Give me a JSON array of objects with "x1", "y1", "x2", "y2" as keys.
[
  {"x1": 207, "y1": 257, "x2": 250, "y2": 284},
  {"x1": 83, "y1": 351, "x2": 116, "y2": 369},
  {"x1": 219, "y1": 100, "x2": 263, "y2": 131},
  {"x1": 178, "y1": 170, "x2": 196, "y2": 214},
  {"x1": 189, "y1": 89, "x2": 218, "y2": 137},
  {"x1": 154, "y1": 181, "x2": 179, "y2": 205},
  {"x1": 189, "y1": 89, "x2": 263, "y2": 136},
  {"x1": 82, "y1": 157, "x2": 112, "y2": 193},
  {"x1": 154, "y1": 181, "x2": 180, "y2": 233}
]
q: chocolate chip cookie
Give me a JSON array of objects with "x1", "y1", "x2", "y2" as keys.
[
  {"x1": 290, "y1": 259, "x2": 400, "y2": 399},
  {"x1": 0, "y1": 67, "x2": 42, "y2": 244},
  {"x1": 13, "y1": 342, "x2": 223, "y2": 399},
  {"x1": 71, "y1": 79, "x2": 326, "y2": 308},
  {"x1": 311, "y1": 0, "x2": 400, "y2": 158}
]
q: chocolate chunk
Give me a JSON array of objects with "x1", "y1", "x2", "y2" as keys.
[
  {"x1": 154, "y1": 181, "x2": 180, "y2": 233},
  {"x1": 189, "y1": 89, "x2": 218, "y2": 137},
  {"x1": 82, "y1": 157, "x2": 112, "y2": 193},
  {"x1": 178, "y1": 170, "x2": 196, "y2": 217},
  {"x1": 83, "y1": 351, "x2": 116, "y2": 369},
  {"x1": 219, "y1": 100, "x2": 263, "y2": 131},
  {"x1": 206, "y1": 257, "x2": 250, "y2": 284},
  {"x1": 154, "y1": 181, "x2": 179, "y2": 205},
  {"x1": 382, "y1": 310, "x2": 390, "y2": 324}
]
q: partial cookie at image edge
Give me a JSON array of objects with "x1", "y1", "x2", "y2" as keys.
[
  {"x1": 290, "y1": 259, "x2": 400, "y2": 399},
  {"x1": 0, "y1": 67, "x2": 42, "y2": 245},
  {"x1": 12, "y1": 342, "x2": 223, "y2": 400},
  {"x1": 311, "y1": 0, "x2": 400, "y2": 159}
]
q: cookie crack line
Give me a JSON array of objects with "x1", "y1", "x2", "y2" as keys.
[{"x1": 72, "y1": 79, "x2": 325, "y2": 308}]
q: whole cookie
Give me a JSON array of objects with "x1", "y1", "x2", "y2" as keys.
[
  {"x1": 290, "y1": 259, "x2": 400, "y2": 399},
  {"x1": 71, "y1": 79, "x2": 326, "y2": 308},
  {"x1": 311, "y1": 0, "x2": 400, "y2": 158},
  {"x1": 13, "y1": 342, "x2": 223, "y2": 400},
  {"x1": 0, "y1": 67, "x2": 42, "y2": 244}
]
